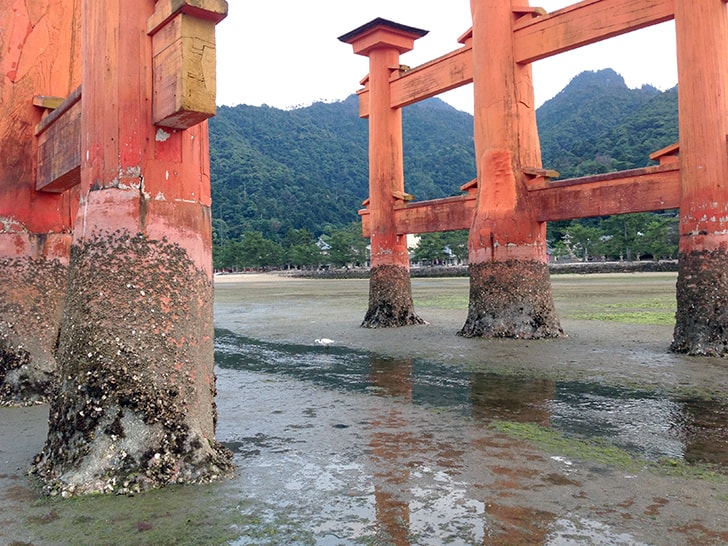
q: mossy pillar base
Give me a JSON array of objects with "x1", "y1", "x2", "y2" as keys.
[
  {"x1": 30, "y1": 231, "x2": 234, "y2": 496},
  {"x1": 671, "y1": 249, "x2": 728, "y2": 356},
  {"x1": 459, "y1": 260, "x2": 562, "y2": 339},
  {"x1": 362, "y1": 265, "x2": 424, "y2": 328}
]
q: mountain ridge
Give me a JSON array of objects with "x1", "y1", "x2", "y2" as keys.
[{"x1": 209, "y1": 68, "x2": 679, "y2": 242}]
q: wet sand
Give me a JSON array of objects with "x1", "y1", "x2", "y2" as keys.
[
  {"x1": 215, "y1": 272, "x2": 728, "y2": 395},
  {"x1": 2, "y1": 272, "x2": 727, "y2": 544}
]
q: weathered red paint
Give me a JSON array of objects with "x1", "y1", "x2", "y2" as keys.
[
  {"x1": 0, "y1": 0, "x2": 81, "y2": 404},
  {"x1": 27, "y1": 0, "x2": 233, "y2": 494},
  {"x1": 460, "y1": 0, "x2": 561, "y2": 338},
  {"x1": 670, "y1": 0, "x2": 728, "y2": 355},
  {"x1": 340, "y1": 20, "x2": 426, "y2": 327}
]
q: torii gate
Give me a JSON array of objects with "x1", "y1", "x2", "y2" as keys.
[
  {"x1": 341, "y1": 0, "x2": 728, "y2": 355},
  {"x1": 1, "y1": 0, "x2": 233, "y2": 495}
]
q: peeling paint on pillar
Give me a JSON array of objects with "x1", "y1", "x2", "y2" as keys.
[
  {"x1": 30, "y1": 231, "x2": 233, "y2": 495},
  {"x1": 27, "y1": 0, "x2": 233, "y2": 495}
]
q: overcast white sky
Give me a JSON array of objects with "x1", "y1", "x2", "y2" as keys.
[{"x1": 216, "y1": 1, "x2": 678, "y2": 114}]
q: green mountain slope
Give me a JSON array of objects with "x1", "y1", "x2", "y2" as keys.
[
  {"x1": 209, "y1": 68, "x2": 679, "y2": 242},
  {"x1": 209, "y1": 95, "x2": 476, "y2": 241},
  {"x1": 538, "y1": 68, "x2": 678, "y2": 177}
]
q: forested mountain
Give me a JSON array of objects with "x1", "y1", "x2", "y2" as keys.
[
  {"x1": 537, "y1": 68, "x2": 678, "y2": 178},
  {"x1": 209, "y1": 68, "x2": 680, "y2": 266},
  {"x1": 209, "y1": 95, "x2": 475, "y2": 242}
]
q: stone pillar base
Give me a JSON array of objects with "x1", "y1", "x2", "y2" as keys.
[
  {"x1": 671, "y1": 249, "x2": 728, "y2": 356},
  {"x1": 30, "y1": 231, "x2": 233, "y2": 496},
  {"x1": 362, "y1": 264, "x2": 424, "y2": 328},
  {"x1": 459, "y1": 260, "x2": 563, "y2": 339},
  {"x1": 1, "y1": 256, "x2": 67, "y2": 406}
]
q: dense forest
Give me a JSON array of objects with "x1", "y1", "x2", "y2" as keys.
[{"x1": 209, "y1": 68, "x2": 679, "y2": 270}]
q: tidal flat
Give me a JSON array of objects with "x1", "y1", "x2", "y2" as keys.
[{"x1": 2, "y1": 272, "x2": 727, "y2": 545}]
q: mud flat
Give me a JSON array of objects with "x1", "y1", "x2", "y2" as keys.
[{"x1": 1, "y1": 272, "x2": 727, "y2": 545}]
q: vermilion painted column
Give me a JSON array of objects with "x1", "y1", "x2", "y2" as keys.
[
  {"x1": 339, "y1": 19, "x2": 426, "y2": 328},
  {"x1": 30, "y1": 0, "x2": 233, "y2": 495},
  {"x1": 0, "y1": 0, "x2": 81, "y2": 404},
  {"x1": 671, "y1": 0, "x2": 728, "y2": 355},
  {"x1": 460, "y1": 0, "x2": 561, "y2": 338}
]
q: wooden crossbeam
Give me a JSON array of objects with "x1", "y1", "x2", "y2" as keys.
[
  {"x1": 358, "y1": 44, "x2": 473, "y2": 118},
  {"x1": 360, "y1": 193, "x2": 476, "y2": 237},
  {"x1": 355, "y1": 0, "x2": 675, "y2": 115},
  {"x1": 513, "y1": 0, "x2": 675, "y2": 64},
  {"x1": 530, "y1": 163, "x2": 681, "y2": 221},
  {"x1": 35, "y1": 86, "x2": 82, "y2": 193},
  {"x1": 361, "y1": 163, "x2": 680, "y2": 236}
]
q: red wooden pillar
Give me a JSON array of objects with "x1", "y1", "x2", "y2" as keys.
[
  {"x1": 339, "y1": 19, "x2": 426, "y2": 328},
  {"x1": 0, "y1": 0, "x2": 81, "y2": 404},
  {"x1": 30, "y1": 0, "x2": 233, "y2": 495},
  {"x1": 460, "y1": 0, "x2": 562, "y2": 338},
  {"x1": 671, "y1": 0, "x2": 728, "y2": 355}
]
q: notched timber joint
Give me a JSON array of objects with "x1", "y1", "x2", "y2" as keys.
[
  {"x1": 392, "y1": 190, "x2": 415, "y2": 203},
  {"x1": 460, "y1": 178, "x2": 478, "y2": 195},
  {"x1": 649, "y1": 142, "x2": 680, "y2": 166},
  {"x1": 513, "y1": 6, "x2": 547, "y2": 20},
  {"x1": 32, "y1": 96, "x2": 66, "y2": 111},
  {"x1": 523, "y1": 166, "x2": 559, "y2": 190}
]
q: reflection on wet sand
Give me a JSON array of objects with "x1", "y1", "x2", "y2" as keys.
[
  {"x1": 211, "y1": 330, "x2": 728, "y2": 544},
  {"x1": 369, "y1": 357, "x2": 413, "y2": 545},
  {"x1": 366, "y1": 356, "x2": 556, "y2": 544},
  {"x1": 470, "y1": 373, "x2": 554, "y2": 426},
  {"x1": 681, "y1": 398, "x2": 728, "y2": 466}
]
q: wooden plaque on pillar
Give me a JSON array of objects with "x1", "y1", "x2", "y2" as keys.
[{"x1": 147, "y1": 0, "x2": 228, "y2": 129}]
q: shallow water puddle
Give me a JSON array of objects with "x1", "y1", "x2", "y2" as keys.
[
  {"x1": 214, "y1": 329, "x2": 728, "y2": 469},
  {"x1": 210, "y1": 329, "x2": 728, "y2": 545},
  {"x1": 4, "y1": 329, "x2": 725, "y2": 545}
]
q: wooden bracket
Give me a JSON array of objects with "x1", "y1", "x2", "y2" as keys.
[
  {"x1": 147, "y1": 0, "x2": 228, "y2": 129},
  {"x1": 649, "y1": 142, "x2": 680, "y2": 165},
  {"x1": 513, "y1": 6, "x2": 547, "y2": 20},
  {"x1": 523, "y1": 166, "x2": 559, "y2": 190},
  {"x1": 460, "y1": 178, "x2": 478, "y2": 195},
  {"x1": 392, "y1": 190, "x2": 415, "y2": 202},
  {"x1": 32, "y1": 96, "x2": 66, "y2": 110},
  {"x1": 34, "y1": 86, "x2": 82, "y2": 193}
]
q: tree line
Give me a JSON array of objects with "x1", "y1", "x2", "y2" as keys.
[{"x1": 213, "y1": 210, "x2": 678, "y2": 271}]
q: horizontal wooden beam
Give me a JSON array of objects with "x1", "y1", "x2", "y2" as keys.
[
  {"x1": 360, "y1": 193, "x2": 476, "y2": 236},
  {"x1": 529, "y1": 163, "x2": 681, "y2": 221},
  {"x1": 35, "y1": 86, "x2": 82, "y2": 193},
  {"x1": 358, "y1": 44, "x2": 473, "y2": 118},
  {"x1": 514, "y1": 0, "x2": 675, "y2": 64},
  {"x1": 360, "y1": 165, "x2": 680, "y2": 236}
]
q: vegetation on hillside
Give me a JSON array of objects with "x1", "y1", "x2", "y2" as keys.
[{"x1": 210, "y1": 69, "x2": 680, "y2": 270}]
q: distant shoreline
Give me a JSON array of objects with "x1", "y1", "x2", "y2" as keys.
[{"x1": 215, "y1": 260, "x2": 678, "y2": 282}]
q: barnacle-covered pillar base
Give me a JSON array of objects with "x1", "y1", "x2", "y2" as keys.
[
  {"x1": 459, "y1": 260, "x2": 562, "y2": 339},
  {"x1": 0, "y1": 234, "x2": 71, "y2": 405},
  {"x1": 31, "y1": 228, "x2": 233, "y2": 495},
  {"x1": 362, "y1": 264, "x2": 424, "y2": 328},
  {"x1": 30, "y1": 0, "x2": 232, "y2": 495}
]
